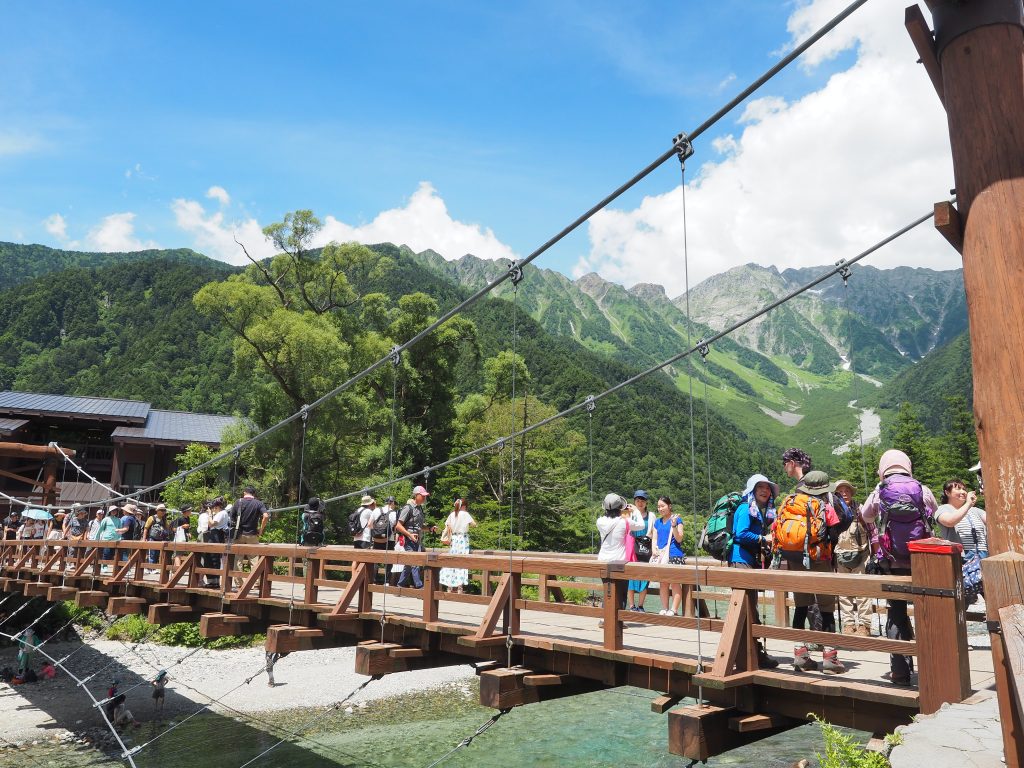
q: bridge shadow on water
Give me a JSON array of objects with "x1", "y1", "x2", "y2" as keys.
[{"x1": 0, "y1": 637, "x2": 375, "y2": 768}]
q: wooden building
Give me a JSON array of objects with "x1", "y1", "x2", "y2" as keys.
[{"x1": 0, "y1": 390, "x2": 239, "y2": 511}]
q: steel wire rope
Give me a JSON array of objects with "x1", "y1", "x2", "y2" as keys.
[
  {"x1": 505, "y1": 279, "x2": 522, "y2": 669},
  {"x1": 92, "y1": 645, "x2": 205, "y2": 708},
  {"x1": 380, "y1": 349, "x2": 401, "y2": 642},
  {"x1": 0, "y1": 626, "x2": 139, "y2": 768},
  {"x1": 266, "y1": 210, "x2": 937, "y2": 519},
  {"x1": 699, "y1": 357, "x2": 721, "y2": 622},
  {"x1": 220, "y1": 451, "x2": 240, "y2": 615},
  {"x1": 287, "y1": 409, "x2": 310, "y2": 627},
  {"x1": 421, "y1": 706, "x2": 513, "y2": 768},
  {"x1": 232, "y1": 673, "x2": 380, "y2": 768},
  {"x1": 49, "y1": 443, "x2": 157, "y2": 511},
  {"x1": 68, "y1": 0, "x2": 868, "y2": 520},
  {"x1": 676, "y1": 150, "x2": 707, "y2": 706},
  {"x1": 0, "y1": 595, "x2": 39, "y2": 630}
]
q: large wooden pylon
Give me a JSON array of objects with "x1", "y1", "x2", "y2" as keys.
[{"x1": 918, "y1": 0, "x2": 1024, "y2": 557}]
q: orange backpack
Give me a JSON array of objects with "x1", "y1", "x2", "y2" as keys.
[{"x1": 773, "y1": 492, "x2": 831, "y2": 561}]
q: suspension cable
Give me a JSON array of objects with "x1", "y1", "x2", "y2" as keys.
[
  {"x1": 288, "y1": 408, "x2": 310, "y2": 627},
  {"x1": 422, "y1": 707, "x2": 513, "y2": 768},
  {"x1": 28, "y1": 0, "x2": 868, "y2": 517},
  {"x1": 262, "y1": 208, "x2": 937, "y2": 513},
  {"x1": 506, "y1": 278, "x2": 522, "y2": 669},
  {"x1": 381, "y1": 347, "x2": 401, "y2": 642}
]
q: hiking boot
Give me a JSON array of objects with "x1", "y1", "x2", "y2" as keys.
[
  {"x1": 757, "y1": 645, "x2": 779, "y2": 669},
  {"x1": 792, "y1": 646, "x2": 816, "y2": 671},
  {"x1": 822, "y1": 649, "x2": 846, "y2": 674},
  {"x1": 805, "y1": 642, "x2": 823, "y2": 652}
]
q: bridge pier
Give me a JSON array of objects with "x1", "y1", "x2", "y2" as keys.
[
  {"x1": 478, "y1": 667, "x2": 606, "y2": 708},
  {"x1": 667, "y1": 704, "x2": 801, "y2": 761}
]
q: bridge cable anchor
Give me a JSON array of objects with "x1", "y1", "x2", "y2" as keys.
[
  {"x1": 672, "y1": 132, "x2": 694, "y2": 168},
  {"x1": 507, "y1": 260, "x2": 525, "y2": 286},
  {"x1": 835, "y1": 257, "x2": 852, "y2": 285}
]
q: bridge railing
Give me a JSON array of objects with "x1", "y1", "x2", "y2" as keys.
[{"x1": 0, "y1": 537, "x2": 972, "y2": 715}]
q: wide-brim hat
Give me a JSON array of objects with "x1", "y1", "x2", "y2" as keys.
[
  {"x1": 360, "y1": 494, "x2": 374, "y2": 506},
  {"x1": 796, "y1": 470, "x2": 831, "y2": 496},
  {"x1": 834, "y1": 478, "x2": 856, "y2": 495}
]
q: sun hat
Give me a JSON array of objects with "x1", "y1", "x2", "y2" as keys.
[
  {"x1": 796, "y1": 470, "x2": 831, "y2": 496},
  {"x1": 633, "y1": 490, "x2": 649, "y2": 500},
  {"x1": 360, "y1": 494, "x2": 374, "y2": 506},
  {"x1": 742, "y1": 474, "x2": 780, "y2": 498},
  {"x1": 878, "y1": 449, "x2": 912, "y2": 479},
  {"x1": 602, "y1": 493, "x2": 626, "y2": 513},
  {"x1": 834, "y1": 479, "x2": 856, "y2": 495}
]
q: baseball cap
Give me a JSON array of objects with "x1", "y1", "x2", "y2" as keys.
[{"x1": 412, "y1": 485, "x2": 430, "y2": 497}]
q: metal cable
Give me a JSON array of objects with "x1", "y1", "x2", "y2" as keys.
[
  {"x1": 18, "y1": 0, "x2": 868, "y2": 518},
  {"x1": 288, "y1": 410, "x2": 309, "y2": 627},
  {"x1": 506, "y1": 282, "x2": 520, "y2": 668},
  {"x1": 422, "y1": 707, "x2": 513, "y2": 768},
  {"x1": 262, "y1": 209, "x2": 936, "y2": 513}
]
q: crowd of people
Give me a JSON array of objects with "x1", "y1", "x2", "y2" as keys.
[{"x1": 596, "y1": 446, "x2": 987, "y2": 685}]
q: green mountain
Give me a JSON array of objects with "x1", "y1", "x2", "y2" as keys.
[{"x1": 0, "y1": 241, "x2": 212, "y2": 292}]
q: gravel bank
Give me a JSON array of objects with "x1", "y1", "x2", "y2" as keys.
[{"x1": 0, "y1": 636, "x2": 477, "y2": 746}]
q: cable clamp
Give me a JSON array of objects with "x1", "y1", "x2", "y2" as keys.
[
  {"x1": 423, "y1": 467, "x2": 431, "y2": 484},
  {"x1": 673, "y1": 132, "x2": 694, "y2": 166},
  {"x1": 496, "y1": 438, "x2": 507, "y2": 451},
  {"x1": 835, "y1": 258, "x2": 852, "y2": 284},
  {"x1": 300, "y1": 404, "x2": 310, "y2": 423},
  {"x1": 507, "y1": 260, "x2": 525, "y2": 286},
  {"x1": 389, "y1": 345, "x2": 402, "y2": 367},
  {"x1": 584, "y1": 395, "x2": 597, "y2": 414},
  {"x1": 696, "y1": 339, "x2": 710, "y2": 359}
]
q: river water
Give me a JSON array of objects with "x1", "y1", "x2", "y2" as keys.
[{"x1": 11, "y1": 679, "x2": 847, "y2": 767}]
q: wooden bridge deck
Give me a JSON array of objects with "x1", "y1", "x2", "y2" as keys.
[{"x1": 0, "y1": 538, "x2": 991, "y2": 760}]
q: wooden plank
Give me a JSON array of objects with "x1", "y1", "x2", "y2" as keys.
[
  {"x1": 23, "y1": 582, "x2": 51, "y2": 597},
  {"x1": 934, "y1": 200, "x2": 963, "y2": 254},
  {"x1": 904, "y1": 4, "x2": 944, "y2": 105},
  {"x1": 752, "y1": 624, "x2": 916, "y2": 655},
  {"x1": 618, "y1": 609, "x2": 725, "y2": 633},
  {"x1": 998, "y1": 603, "x2": 1024, "y2": 726},
  {"x1": 728, "y1": 713, "x2": 794, "y2": 733},
  {"x1": 389, "y1": 647, "x2": 425, "y2": 659},
  {"x1": 473, "y1": 573, "x2": 511, "y2": 640},
  {"x1": 329, "y1": 562, "x2": 369, "y2": 617},
  {"x1": 516, "y1": 599, "x2": 600, "y2": 618},
  {"x1": 47, "y1": 585, "x2": 77, "y2": 602},
  {"x1": 75, "y1": 590, "x2": 108, "y2": 608},
  {"x1": 523, "y1": 673, "x2": 568, "y2": 687},
  {"x1": 107, "y1": 596, "x2": 147, "y2": 616},
  {"x1": 709, "y1": 589, "x2": 755, "y2": 678},
  {"x1": 603, "y1": 577, "x2": 625, "y2": 651},
  {"x1": 651, "y1": 694, "x2": 681, "y2": 714},
  {"x1": 667, "y1": 704, "x2": 799, "y2": 761},
  {"x1": 983, "y1": 552, "x2": 1024, "y2": 768},
  {"x1": 750, "y1": 670, "x2": 919, "y2": 709}
]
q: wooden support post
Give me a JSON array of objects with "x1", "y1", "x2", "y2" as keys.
[
  {"x1": 75, "y1": 591, "x2": 108, "y2": 609},
  {"x1": 107, "y1": 596, "x2": 147, "y2": 616},
  {"x1": 772, "y1": 588, "x2": 789, "y2": 627},
  {"x1": 148, "y1": 602, "x2": 201, "y2": 625},
  {"x1": 422, "y1": 565, "x2": 438, "y2": 623},
  {"x1": 265, "y1": 624, "x2": 326, "y2": 654},
  {"x1": 200, "y1": 612, "x2": 252, "y2": 638},
  {"x1": 473, "y1": 573, "x2": 512, "y2": 640},
  {"x1": 923, "y1": 0, "x2": 1024, "y2": 558},
  {"x1": 709, "y1": 589, "x2": 757, "y2": 678},
  {"x1": 910, "y1": 543, "x2": 971, "y2": 714},
  {"x1": 304, "y1": 556, "x2": 321, "y2": 605},
  {"x1": 480, "y1": 569, "x2": 492, "y2": 597},
  {"x1": 934, "y1": 200, "x2": 963, "y2": 253},
  {"x1": 982, "y1": 552, "x2": 1024, "y2": 767},
  {"x1": 47, "y1": 585, "x2": 77, "y2": 602},
  {"x1": 667, "y1": 704, "x2": 801, "y2": 760},
  {"x1": 478, "y1": 667, "x2": 604, "y2": 709},
  {"x1": 537, "y1": 573, "x2": 548, "y2": 603},
  {"x1": 603, "y1": 571, "x2": 625, "y2": 650},
  {"x1": 330, "y1": 562, "x2": 369, "y2": 617},
  {"x1": 502, "y1": 572, "x2": 521, "y2": 637}
]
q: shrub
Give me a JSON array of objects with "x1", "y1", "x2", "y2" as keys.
[{"x1": 811, "y1": 715, "x2": 890, "y2": 768}]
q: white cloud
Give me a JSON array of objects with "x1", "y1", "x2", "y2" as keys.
[
  {"x1": 124, "y1": 163, "x2": 156, "y2": 181},
  {"x1": 577, "y1": 0, "x2": 956, "y2": 296},
  {"x1": 171, "y1": 198, "x2": 275, "y2": 265},
  {"x1": 43, "y1": 213, "x2": 68, "y2": 241},
  {"x1": 206, "y1": 185, "x2": 231, "y2": 206},
  {"x1": 85, "y1": 212, "x2": 158, "y2": 252},
  {"x1": 0, "y1": 131, "x2": 44, "y2": 156},
  {"x1": 319, "y1": 181, "x2": 517, "y2": 262}
]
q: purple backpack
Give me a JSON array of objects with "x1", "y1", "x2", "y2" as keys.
[{"x1": 877, "y1": 474, "x2": 929, "y2": 569}]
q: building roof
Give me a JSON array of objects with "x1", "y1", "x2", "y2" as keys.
[
  {"x1": 0, "y1": 391, "x2": 149, "y2": 424},
  {"x1": 0, "y1": 417, "x2": 29, "y2": 436},
  {"x1": 111, "y1": 409, "x2": 239, "y2": 446}
]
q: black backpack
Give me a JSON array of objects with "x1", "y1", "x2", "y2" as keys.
[
  {"x1": 149, "y1": 518, "x2": 170, "y2": 542},
  {"x1": 371, "y1": 510, "x2": 389, "y2": 540},
  {"x1": 302, "y1": 511, "x2": 325, "y2": 546},
  {"x1": 347, "y1": 507, "x2": 364, "y2": 536}
]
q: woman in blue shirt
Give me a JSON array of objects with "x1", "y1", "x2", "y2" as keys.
[
  {"x1": 652, "y1": 496, "x2": 684, "y2": 616},
  {"x1": 730, "y1": 474, "x2": 778, "y2": 568},
  {"x1": 728, "y1": 473, "x2": 780, "y2": 668}
]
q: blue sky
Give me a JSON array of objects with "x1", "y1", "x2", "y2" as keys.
[{"x1": 0, "y1": 1, "x2": 955, "y2": 292}]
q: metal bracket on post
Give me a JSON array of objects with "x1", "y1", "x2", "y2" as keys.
[
  {"x1": 882, "y1": 583, "x2": 956, "y2": 598},
  {"x1": 673, "y1": 132, "x2": 694, "y2": 167},
  {"x1": 835, "y1": 258, "x2": 852, "y2": 285}
]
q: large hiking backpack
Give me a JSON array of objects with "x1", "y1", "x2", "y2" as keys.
[
  {"x1": 370, "y1": 510, "x2": 390, "y2": 541},
  {"x1": 876, "y1": 475, "x2": 929, "y2": 569},
  {"x1": 700, "y1": 492, "x2": 743, "y2": 561},
  {"x1": 347, "y1": 506, "x2": 365, "y2": 536},
  {"x1": 773, "y1": 492, "x2": 831, "y2": 562},
  {"x1": 302, "y1": 511, "x2": 325, "y2": 546},
  {"x1": 148, "y1": 518, "x2": 170, "y2": 542}
]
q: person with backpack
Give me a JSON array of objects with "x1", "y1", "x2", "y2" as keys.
[
  {"x1": 301, "y1": 496, "x2": 327, "y2": 546},
  {"x1": 372, "y1": 496, "x2": 399, "y2": 585},
  {"x1": 231, "y1": 487, "x2": 270, "y2": 589},
  {"x1": 626, "y1": 490, "x2": 656, "y2": 611},
  {"x1": 833, "y1": 480, "x2": 875, "y2": 637},
  {"x1": 350, "y1": 495, "x2": 376, "y2": 549},
  {"x1": 395, "y1": 486, "x2": 436, "y2": 589},
  {"x1": 772, "y1": 470, "x2": 847, "y2": 674},
  {"x1": 143, "y1": 504, "x2": 172, "y2": 564},
  {"x1": 651, "y1": 496, "x2": 685, "y2": 616},
  {"x1": 860, "y1": 449, "x2": 938, "y2": 685},
  {"x1": 728, "y1": 474, "x2": 780, "y2": 668}
]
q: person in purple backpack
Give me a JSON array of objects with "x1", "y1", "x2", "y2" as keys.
[{"x1": 859, "y1": 449, "x2": 938, "y2": 685}]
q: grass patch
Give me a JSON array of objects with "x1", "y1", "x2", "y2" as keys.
[{"x1": 106, "y1": 615, "x2": 264, "y2": 649}]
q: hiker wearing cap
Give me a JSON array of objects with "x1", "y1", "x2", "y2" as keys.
[
  {"x1": 3, "y1": 509, "x2": 22, "y2": 540},
  {"x1": 832, "y1": 480, "x2": 874, "y2": 637},
  {"x1": 597, "y1": 494, "x2": 647, "y2": 563},
  {"x1": 772, "y1": 469, "x2": 847, "y2": 674},
  {"x1": 626, "y1": 490, "x2": 655, "y2": 612},
  {"x1": 439, "y1": 496, "x2": 477, "y2": 593},
  {"x1": 396, "y1": 486, "x2": 435, "y2": 589},
  {"x1": 860, "y1": 450, "x2": 937, "y2": 686}
]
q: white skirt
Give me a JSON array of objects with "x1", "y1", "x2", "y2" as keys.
[{"x1": 439, "y1": 533, "x2": 470, "y2": 587}]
